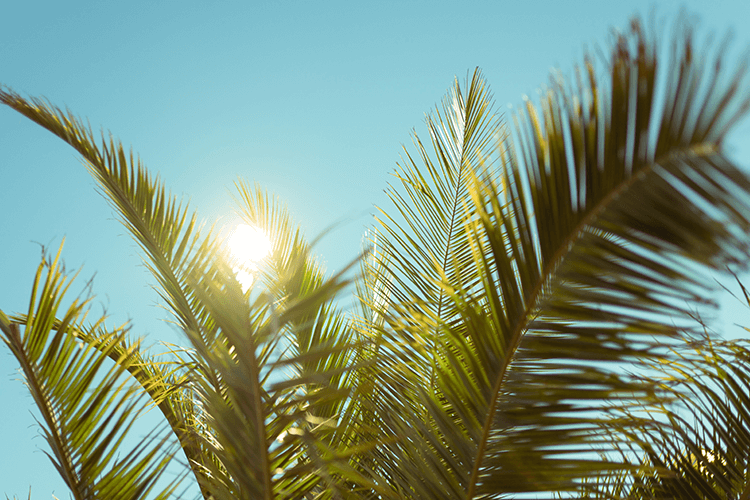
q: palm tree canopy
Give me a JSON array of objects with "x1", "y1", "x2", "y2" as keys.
[{"x1": 2, "y1": 14, "x2": 750, "y2": 500}]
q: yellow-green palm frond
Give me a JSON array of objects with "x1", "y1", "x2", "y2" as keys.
[
  {"x1": 178, "y1": 243, "x2": 373, "y2": 499},
  {"x1": 599, "y1": 323, "x2": 750, "y2": 499},
  {"x1": 461, "y1": 19, "x2": 750, "y2": 496},
  {"x1": 348, "y1": 72, "x2": 502, "y2": 498},
  {"x1": 361, "y1": 17, "x2": 750, "y2": 499},
  {"x1": 467, "y1": 18, "x2": 750, "y2": 496},
  {"x1": 6, "y1": 310, "x2": 205, "y2": 491},
  {"x1": 0, "y1": 87, "x2": 223, "y2": 346},
  {"x1": 603, "y1": 270, "x2": 750, "y2": 500},
  {"x1": 233, "y1": 181, "x2": 360, "y2": 441},
  {"x1": 0, "y1": 246, "x2": 183, "y2": 500},
  {"x1": 374, "y1": 68, "x2": 500, "y2": 360},
  {"x1": 0, "y1": 87, "x2": 236, "y2": 496},
  {"x1": 202, "y1": 181, "x2": 384, "y2": 498}
]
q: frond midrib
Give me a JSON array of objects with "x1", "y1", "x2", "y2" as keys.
[{"x1": 430, "y1": 124, "x2": 471, "y2": 389}]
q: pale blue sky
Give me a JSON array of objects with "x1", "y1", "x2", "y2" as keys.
[{"x1": 3, "y1": 1, "x2": 750, "y2": 497}]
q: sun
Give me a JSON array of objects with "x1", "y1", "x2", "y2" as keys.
[
  {"x1": 228, "y1": 224, "x2": 272, "y2": 263},
  {"x1": 227, "y1": 224, "x2": 272, "y2": 290}
]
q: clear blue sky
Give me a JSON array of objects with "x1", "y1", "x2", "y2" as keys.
[{"x1": 3, "y1": 1, "x2": 750, "y2": 497}]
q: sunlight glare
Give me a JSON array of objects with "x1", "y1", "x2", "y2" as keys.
[{"x1": 228, "y1": 224, "x2": 272, "y2": 291}]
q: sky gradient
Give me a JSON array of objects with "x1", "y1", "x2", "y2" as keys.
[{"x1": 3, "y1": 1, "x2": 750, "y2": 497}]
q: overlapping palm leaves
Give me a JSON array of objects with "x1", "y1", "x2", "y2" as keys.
[{"x1": 3, "y1": 14, "x2": 750, "y2": 500}]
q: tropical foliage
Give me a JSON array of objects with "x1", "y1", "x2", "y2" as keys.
[{"x1": 3, "y1": 15, "x2": 750, "y2": 499}]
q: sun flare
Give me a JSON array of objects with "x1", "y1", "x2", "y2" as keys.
[{"x1": 227, "y1": 224, "x2": 272, "y2": 290}]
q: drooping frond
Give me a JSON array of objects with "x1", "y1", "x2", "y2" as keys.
[
  {"x1": 0, "y1": 246, "x2": 182, "y2": 500},
  {"x1": 0, "y1": 87, "x2": 222, "y2": 345},
  {"x1": 461, "y1": 19, "x2": 750, "y2": 496},
  {"x1": 7, "y1": 311, "x2": 202, "y2": 489}
]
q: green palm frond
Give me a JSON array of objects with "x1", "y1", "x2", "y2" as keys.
[
  {"x1": 464, "y1": 20, "x2": 750, "y2": 496},
  {"x1": 0, "y1": 87, "x2": 223, "y2": 345},
  {"x1": 606, "y1": 278, "x2": 750, "y2": 499},
  {"x1": 374, "y1": 69, "x2": 500, "y2": 369},
  {"x1": 178, "y1": 243, "x2": 372, "y2": 499},
  {"x1": 360, "y1": 18, "x2": 750, "y2": 499},
  {"x1": 345, "y1": 72, "x2": 504, "y2": 498},
  {"x1": 0, "y1": 86, "x2": 235, "y2": 496},
  {"x1": 233, "y1": 182, "x2": 361, "y2": 447},
  {"x1": 0, "y1": 246, "x2": 181, "y2": 500},
  {"x1": 7, "y1": 311, "x2": 202, "y2": 487},
  {"x1": 348, "y1": 70, "x2": 497, "y2": 498}
]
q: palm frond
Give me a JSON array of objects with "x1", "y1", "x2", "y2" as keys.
[
  {"x1": 0, "y1": 87, "x2": 235, "y2": 496},
  {"x1": 7, "y1": 311, "x2": 204, "y2": 488},
  {"x1": 362, "y1": 18, "x2": 750, "y2": 499},
  {"x1": 0, "y1": 246, "x2": 182, "y2": 500},
  {"x1": 463, "y1": 18, "x2": 750, "y2": 497},
  {"x1": 374, "y1": 69, "x2": 500, "y2": 373},
  {"x1": 0, "y1": 87, "x2": 225, "y2": 346},
  {"x1": 233, "y1": 181, "x2": 362, "y2": 450},
  {"x1": 178, "y1": 243, "x2": 373, "y2": 499},
  {"x1": 595, "y1": 330, "x2": 750, "y2": 499}
]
